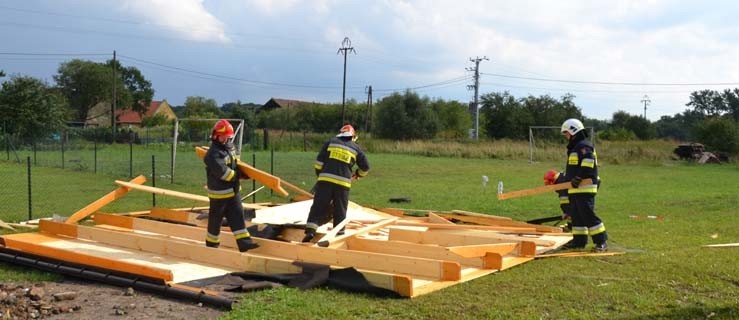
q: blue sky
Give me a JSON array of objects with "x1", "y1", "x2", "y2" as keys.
[{"x1": 2, "y1": 0, "x2": 739, "y2": 121}]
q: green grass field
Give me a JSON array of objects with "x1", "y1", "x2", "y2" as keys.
[{"x1": 1, "y1": 146, "x2": 737, "y2": 319}]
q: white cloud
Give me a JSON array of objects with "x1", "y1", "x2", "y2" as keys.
[{"x1": 120, "y1": 0, "x2": 230, "y2": 43}]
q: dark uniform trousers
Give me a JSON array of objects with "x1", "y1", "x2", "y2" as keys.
[
  {"x1": 306, "y1": 181, "x2": 349, "y2": 233},
  {"x1": 569, "y1": 194, "x2": 607, "y2": 247},
  {"x1": 206, "y1": 190, "x2": 254, "y2": 252}
]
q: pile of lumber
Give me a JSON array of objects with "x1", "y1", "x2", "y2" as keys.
[{"x1": 0, "y1": 175, "x2": 571, "y2": 303}]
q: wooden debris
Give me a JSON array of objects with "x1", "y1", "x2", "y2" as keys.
[
  {"x1": 702, "y1": 243, "x2": 739, "y2": 248},
  {"x1": 497, "y1": 179, "x2": 593, "y2": 200},
  {"x1": 0, "y1": 219, "x2": 15, "y2": 231},
  {"x1": 195, "y1": 146, "x2": 289, "y2": 197},
  {"x1": 535, "y1": 251, "x2": 625, "y2": 258},
  {"x1": 65, "y1": 175, "x2": 147, "y2": 224}
]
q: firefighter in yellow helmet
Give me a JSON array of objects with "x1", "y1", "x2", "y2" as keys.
[
  {"x1": 560, "y1": 118, "x2": 607, "y2": 251},
  {"x1": 303, "y1": 124, "x2": 370, "y2": 242},
  {"x1": 203, "y1": 119, "x2": 259, "y2": 252}
]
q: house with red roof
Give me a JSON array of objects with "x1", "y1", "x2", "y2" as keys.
[{"x1": 85, "y1": 100, "x2": 177, "y2": 127}]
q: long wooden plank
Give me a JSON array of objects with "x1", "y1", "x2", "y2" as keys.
[
  {"x1": 439, "y1": 213, "x2": 563, "y2": 233},
  {"x1": 115, "y1": 181, "x2": 211, "y2": 202},
  {"x1": 0, "y1": 219, "x2": 15, "y2": 231},
  {"x1": 87, "y1": 214, "x2": 458, "y2": 281},
  {"x1": 389, "y1": 220, "x2": 536, "y2": 232},
  {"x1": 65, "y1": 175, "x2": 147, "y2": 224},
  {"x1": 91, "y1": 214, "x2": 413, "y2": 296},
  {"x1": 497, "y1": 178, "x2": 593, "y2": 200},
  {"x1": 345, "y1": 238, "x2": 499, "y2": 269},
  {"x1": 388, "y1": 227, "x2": 556, "y2": 247},
  {"x1": 195, "y1": 146, "x2": 288, "y2": 197},
  {"x1": 148, "y1": 207, "x2": 207, "y2": 227},
  {"x1": 702, "y1": 243, "x2": 739, "y2": 248},
  {"x1": 535, "y1": 251, "x2": 625, "y2": 258},
  {"x1": 318, "y1": 218, "x2": 399, "y2": 248},
  {"x1": 1, "y1": 232, "x2": 173, "y2": 281}
]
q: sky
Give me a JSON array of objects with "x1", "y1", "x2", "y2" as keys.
[{"x1": 2, "y1": 0, "x2": 739, "y2": 121}]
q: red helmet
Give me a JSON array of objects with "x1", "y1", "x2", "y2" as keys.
[
  {"x1": 211, "y1": 119, "x2": 234, "y2": 140},
  {"x1": 337, "y1": 124, "x2": 356, "y2": 140},
  {"x1": 543, "y1": 170, "x2": 559, "y2": 185}
]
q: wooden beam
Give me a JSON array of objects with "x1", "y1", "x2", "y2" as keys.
[
  {"x1": 148, "y1": 207, "x2": 207, "y2": 227},
  {"x1": 451, "y1": 210, "x2": 512, "y2": 220},
  {"x1": 535, "y1": 251, "x2": 625, "y2": 258},
  {"x1": 438, "y1": 213, "x2": 562, "y2": 233},
  {"x1": 390, "y1": 221, "x2": 537, "y2": 232},
  {"x1": 388, "y1": 227, "x2": 556, "y2": 247},
  {"x1": 1, "y1": 232, "x2": 173, "y2": 281},
  {"x1": 427, "y1": 212, "x2": 454, "y2": 225},
  {"x1": 314, "y1": 218, "x2": 352, "y2": 246},
  {"x1": 65, "y1": 175, "x2": 146, "y2": 224},
  {"x1": 115, "y1": 181, "x2": 210, "y2": 202},
  {"x1": 345, "y1": 238, "x2": 499, "y2": 269},
  {"x1": 86, "y1": 214, "x2": 458, "y2": 281},
  {"x1": 702, "y1": 243, "x2": 739, "y2": 248},
  {"x1": 497, "y1": 179, "x2": 593, "y2": 200},
  {"x1": 317, "y1": 218, "x2": 399, "y2": 248},
  {"x1": 195, "y1": 146, "x2": 289, "y2": 197},
  {"x1": 0, "y1": 219, "x2": 15, "y2": 231},
  {"x1": 446, "y1": 243, "x2": 519, "y2": 258}
]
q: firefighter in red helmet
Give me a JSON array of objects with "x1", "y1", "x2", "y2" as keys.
[
  {"x1": 543, "y1": 170, "x2": 571, "y2": 231},
  {"x1": 303, "y1": 124, "x2": 370, "y2": 242},
  {"x1": 203, "y1": 119, "x2": 259, "y2": 252}
]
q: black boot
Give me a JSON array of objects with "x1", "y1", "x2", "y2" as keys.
[
  {"x1": 302, "y1": 230, "x2": 316, "y2": 243},
  {"x1": 236, "y1": 237, "x2": 260, "y2": 252}
]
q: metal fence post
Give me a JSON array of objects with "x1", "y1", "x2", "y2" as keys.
[
  {"x1": 129, "y1": 137, "x2": 133, "y2": 178},
  {"x1": 27, "y1": 156, "x2": 32, "y2": 220},
  {"x1": 152, "y1": 155, "x2": 156, "y2": 207},
  {"x1": 270, "y1": 148, "x2": 274, "y2": 196},
  {"x1": 32, "y1": 140, "x2": 37, "y2": 165},
  {"x1": 94, "y1": 138, "x2": 97, "y2": 173},
  {"x1": 61, "y1": 135, "x2": 65, "y2": 169},
  {"x1": 252, "y1": 153, "x2": 256, "y2": 203}
]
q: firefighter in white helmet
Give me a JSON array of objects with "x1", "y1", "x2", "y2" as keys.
[
  {"x1": 303, "y1": 124, "x2": 370, "y2": 242},
  {"x1": 560, "y1": 118, "x2": 607, "y2": 251}
]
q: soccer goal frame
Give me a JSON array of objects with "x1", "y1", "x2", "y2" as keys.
[
  {"x1": 528, "y1": 126, "x2": 595, "y2": 164},
  {"x1": 171, "y1": 118, "x2": 245, "y2": 182}
]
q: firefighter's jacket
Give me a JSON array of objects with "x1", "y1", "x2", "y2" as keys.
[
  {"x1": 313, "y1": 137, "x2": 369, "y2": 188},
  {"x1": 564, "y1": 135, "x2": 599, "y2": 195},
  {"x1": 204, "y1": 141, "x2": 241, "y2": 199},
  {"x1": 554, "y1": 173, "x2": 570, "y2": 206}
]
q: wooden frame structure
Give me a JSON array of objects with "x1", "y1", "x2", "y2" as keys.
[{"x1": 0, "y1": 177, "x2": 572, "y2": 299}]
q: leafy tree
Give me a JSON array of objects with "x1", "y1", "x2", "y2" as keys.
[
  {"x1": 430, "y1": 99, "x2": 472, "y2": 139},
  {"x1": 654, "y1": 110, "x2": 704, "y2": 140},
  {"x1": 222, "y1": 100, "x2": 259, "y2": 130},
  {"x1": 480, "y1": 92, "x2": 582, "y2": 140},
  {"x1": 609, "y1": 110, "x2": 656, "y2": 140},
  {"x1": 687, "y1": 89, "x2": 739, "y2": 121},
  {"x1": 0, "y1": 76, "x2": 69, "y2": 140},
  {"x1": 694, "y1": 117, "x2": 739, "y2": 154},
  {"x1": 141, "y1": 113, "x2": 170, "y2": 127},
  {"x1": 182, "y1": 96, "x2": 221, "y2": 118},
  {"x1": 106, "y1": 59, "x2": 154, "y2": 114},
  {"x1": 0, "y1": 70, "x2": 5, "y2": 77},
  {"x1": 374, "y1": 91, "x2": 439, "y2": 140},
  {"x1": 54, "y1": 59, "x2": 126, "y2": 122}
]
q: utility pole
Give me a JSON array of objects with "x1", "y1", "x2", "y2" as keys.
[
  {"x1": 641, "y1": 95, "x2": 651, "y2": 119},
  {"x1": 111, "y1": 50, "x2": 117, "y2": 141},
  {"x1": 466, "y1": 56, "x2": 488, "y2": 141},
  {"x1": 364, "y1": 85, "x2": 373, "y2": 133},
  {"x1": 337, "y1": 37, "x2": 356, "y2": 125}
]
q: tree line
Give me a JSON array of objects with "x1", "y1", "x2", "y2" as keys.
[{"x1": 1, "y1": 58, "x2": 738, "y2": 154}]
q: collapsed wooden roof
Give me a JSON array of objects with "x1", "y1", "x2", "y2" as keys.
[{"x1": 0, "y1": 175, "x2": 571, "y2": 302}]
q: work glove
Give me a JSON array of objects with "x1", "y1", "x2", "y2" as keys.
[{"x1": 571, "y1": 176, "x2": 582, "y2": 188}]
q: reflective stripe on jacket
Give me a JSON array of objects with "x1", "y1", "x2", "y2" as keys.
[
  {"x1": 315, "y1": 137, "x2": 369, "y2": 188},
  {"x1": 565, "y1": 137, "x2": 599, "y2": 195},
  {"x1": 204, "y1": 141, "x2": 240, "y2": 199}
]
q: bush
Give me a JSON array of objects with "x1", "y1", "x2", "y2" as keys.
[
  {"x1": 597, "y1": 128, "x2": 637, "y2": 141},
  {"x1": 694, "y1": 117, "x2": 739, "y2": 154}
]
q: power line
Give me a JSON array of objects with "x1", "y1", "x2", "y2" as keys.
[
  {"x1": 119, "y1": 54, "x2": 355, "y2": 90},
  {"x1": 481, "y1": 72, "x2": 739, "y2": 86},
  {"x1": 373, "y1": 75, "x2": 471, "y2": 92},
  {"x1": 0, "y1": 52, "x2": 109, "y2": 56}
]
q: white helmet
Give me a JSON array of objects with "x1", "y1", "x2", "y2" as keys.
[{"x1": 561, "y1": 118, "x2": 585, "y2": 135}]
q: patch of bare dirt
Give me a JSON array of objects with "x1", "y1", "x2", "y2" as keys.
[{"x1": 1, "y1": 278, "x2": 225, "y2": 320}]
